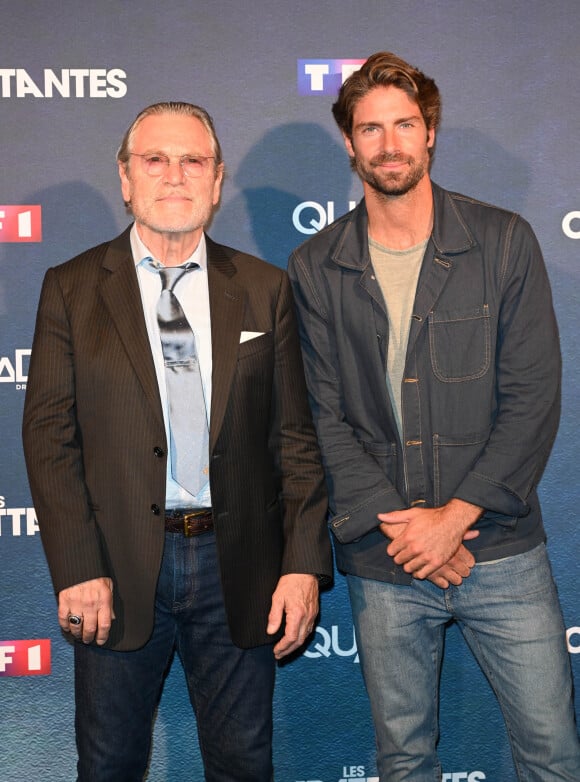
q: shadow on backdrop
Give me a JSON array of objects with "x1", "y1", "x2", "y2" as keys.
[
  {"x1": 213, "y1": 122, "x2": 353, "y2": 268},
  {"x1": 0, "y1": 180, "x2": 120, "y2": 325},
  {"x1": 433, "y1": 127, "x2": 532, "y2": 214}
]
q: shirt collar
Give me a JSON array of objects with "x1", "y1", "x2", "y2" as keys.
[{"x1": 130, "y1": 223, "x2": 207, "y2": 270}]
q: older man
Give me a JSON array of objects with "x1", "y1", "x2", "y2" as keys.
[{"x1": 23, "y1": 101, "x2": 331, "y2": 781}]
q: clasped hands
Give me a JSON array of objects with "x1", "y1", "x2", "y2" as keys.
[{"x1": 379, "y1": 498, "x2": 482, "y2": 589}]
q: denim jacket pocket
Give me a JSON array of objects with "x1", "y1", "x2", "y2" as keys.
[
  {"x1": 479, "y1": 510, "x2": 518, "y2": 530},
  {"x1": 360, "y1": 439, "x2": 397, "y2": 483},
  {"x1": 429, "y1": 305, "x2": 491, "y2": 382},
  {"x1": 433, "y1": 429, "x2": 490, "y2": 507}
]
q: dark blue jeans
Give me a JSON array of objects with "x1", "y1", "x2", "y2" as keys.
[{"x1": 74, "y1": 531, "x2": 275, "y2": 781}]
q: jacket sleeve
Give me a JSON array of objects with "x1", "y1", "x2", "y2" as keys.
[
  {"x1": 22, "y1": 267, "x2": 108, "y2": 594},
  {"x1": 288, "y1": 251, "x2": 406, "y2": 544},
  {"x1": 268, "y1": 271, "x2": 333, "y2": 578},
  {"x1": 453, "y1": 216, "x2": 561, "y2": 515}
]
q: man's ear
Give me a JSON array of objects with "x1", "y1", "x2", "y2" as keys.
[
  {"x1": 212, "y1": 162, "x2": 225, "y2": 207},
  {"x1": 343, "y1": 132, "x2": 355, "y2": 158},
  {"x1": 427, "y1": 127, "x2": 435, "y2": 151},
  {"x1": 118, "y1": 161, "x2": 131, "y2": 204}
]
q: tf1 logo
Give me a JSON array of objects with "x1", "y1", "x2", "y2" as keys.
[
  {"x1": 297, "y1": 59, "x2": 365, "y2": 95},
  {"x1": 0, "y1": 205, "x2": 42, "y2": 242},
  {"x1": 0, "y1": 640, "x2": 51, "y2": 676}
]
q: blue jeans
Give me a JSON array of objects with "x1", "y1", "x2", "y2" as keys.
[
  {"x1": 348, "y1": 544, "x2": 580, "y2": 782},
  {"x1": 74, "y1": 531, "x2": 275, "y2": 782}
]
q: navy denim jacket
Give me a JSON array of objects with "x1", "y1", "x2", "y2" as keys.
[{"x1": 288, "y1": 183, "x2": 561, "y2": 584}]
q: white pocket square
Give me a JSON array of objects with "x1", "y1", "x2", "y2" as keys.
[{"x1": 240, "y1": 331, "x2": 265, "y2": 343}]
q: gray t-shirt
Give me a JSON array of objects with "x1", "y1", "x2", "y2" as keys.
[{"x1": 369, "y1": 236, "x2": 427, "y2": 436}]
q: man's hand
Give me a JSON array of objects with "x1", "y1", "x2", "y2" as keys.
[
  {"x1": 425, "y1": 547, "x2": 477, "y2": 589},
  {"x1": 267, "y1": 573, "x2": 319, "y2": 660},
  {"x1": 58, "y1": 577, "x2": 115, "y2": 646},
  {"x1": 378, "y1": 499, "x2": 482, "y2": 583}
]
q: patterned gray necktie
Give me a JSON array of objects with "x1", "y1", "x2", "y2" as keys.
[{"x1": 156, "y1": 264, "x2": 209, "y2": 496}]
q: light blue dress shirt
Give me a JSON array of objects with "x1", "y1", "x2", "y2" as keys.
[{"x1": 131, "y1": 224, "x2": 212, "y2": 509}]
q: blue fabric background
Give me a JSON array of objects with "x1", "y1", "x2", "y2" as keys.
[{"x1": 1, "y1": 2, "x2": 578, "y2": 780}]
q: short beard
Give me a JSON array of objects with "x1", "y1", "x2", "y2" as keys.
[
  {"x1": 128, "y1": 199, "x2": 214, "y2": 235},
  {"x1": 351, "y1": 151, "x2": 428, "y2": 198}
]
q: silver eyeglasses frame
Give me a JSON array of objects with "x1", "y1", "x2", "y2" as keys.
[{"x1": 128, "y1": 152, "x2": 216, "y2": 178}]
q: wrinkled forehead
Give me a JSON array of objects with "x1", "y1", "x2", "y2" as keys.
[{"x1": 130, "y1": 113, "x2": 215, "y2": 155}]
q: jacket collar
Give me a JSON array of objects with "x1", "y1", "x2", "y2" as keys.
[
  {"x1": 100, "y1": 224, "x2": 241, "y2": 277},
  {"x1": 331, "y1": 181, "x2": 476, "y2": 269},
  {"x1": 101, "y1": 224, "x2": 134, "y2": 272},
  {"x1": 430, "y1": 182, "x2": 476, "y2": 256}
]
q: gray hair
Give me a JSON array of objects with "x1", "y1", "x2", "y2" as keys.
[{"x1": 116, "y1": 101, "x2": 223, "y2": 167}]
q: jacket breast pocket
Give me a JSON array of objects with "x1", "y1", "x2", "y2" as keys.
[
  {"x1": 237, "y1": 331, "x2": 273, "y2": 361},
  {"x1": 428, "y1": 305, "x2": 491, "y2": 382}
]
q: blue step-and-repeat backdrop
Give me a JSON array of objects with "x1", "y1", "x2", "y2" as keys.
[{"x1": 1, "y1": 2, "x2": 579, "y2": 780}]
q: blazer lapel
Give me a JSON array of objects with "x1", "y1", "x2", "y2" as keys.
[
  {"x1": 99, "y1": 228, "x2": 163, "y2": 423},
  {"x1": 206, "y1": 237, "x2": 246, "y2": 452}
]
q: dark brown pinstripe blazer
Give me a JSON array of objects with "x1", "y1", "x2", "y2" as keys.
[{"x1": 22, "y1": 226, "x2": 332, "y2": 651}]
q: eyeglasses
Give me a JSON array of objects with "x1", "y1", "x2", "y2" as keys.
[{"x1": 128, "y1": 152, "x2": 216, "y2": 178}]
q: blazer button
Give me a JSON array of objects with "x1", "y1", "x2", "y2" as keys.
[
  {"x1": 153, "y1": 446, "x2": 164, "y2": 458},
  {"x1": 151, "y1": 504, "x2": 160, "y2": 515}
]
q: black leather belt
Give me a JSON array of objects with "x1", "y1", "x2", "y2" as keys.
[{"x1": 164, "y1": 508, "x2": 213, "y2": 536}]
